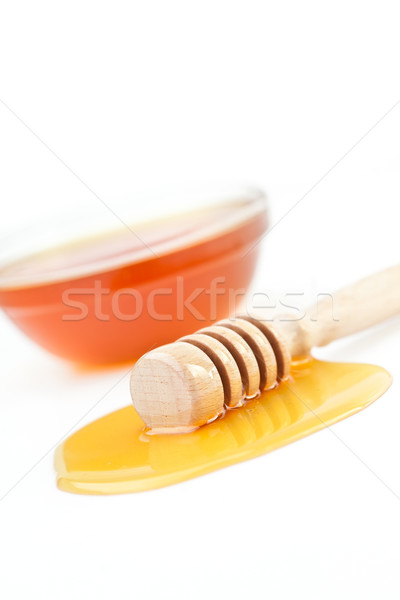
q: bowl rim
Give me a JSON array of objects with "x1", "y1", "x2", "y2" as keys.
[{"x1": 0, "y1": 186, "x2": 267, "y2": 290}]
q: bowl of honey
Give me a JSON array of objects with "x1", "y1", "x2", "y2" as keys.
[{"x1": 0, "y1": 187, "x2": 268, "y2": 364}]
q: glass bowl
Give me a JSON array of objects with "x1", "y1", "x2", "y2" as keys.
[{"x1": 0, "y1": 186, "x2": 268, "y2": 364}]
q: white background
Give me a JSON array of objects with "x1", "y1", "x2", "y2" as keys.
[{"x1": 0, "y1": 1, "x2": 399, "y2": 598}]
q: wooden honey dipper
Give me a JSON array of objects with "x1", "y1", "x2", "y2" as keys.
[{"x1": 130, "y1": 264, "x2": 400, "y2": 433}]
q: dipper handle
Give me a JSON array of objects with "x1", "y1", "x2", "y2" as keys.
[{"x1": 277, "y1": 263, "x2": 400, "y2": 356}]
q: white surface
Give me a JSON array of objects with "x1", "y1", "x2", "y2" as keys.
[{"x1": 0, "y1": 1, "x2": 399, "y2": 598}]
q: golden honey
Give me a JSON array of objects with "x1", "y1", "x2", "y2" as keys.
[{"x1": 55, "y1": 357, "x2": 391, "y2": 495}]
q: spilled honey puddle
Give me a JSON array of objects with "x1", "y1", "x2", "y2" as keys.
[{"x1": 55, "y1": 358, "x2": 391, "y2": 495}]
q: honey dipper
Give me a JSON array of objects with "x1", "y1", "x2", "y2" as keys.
[{"x1": 130, "y1": 264, "x2": 400, "y2": 433}]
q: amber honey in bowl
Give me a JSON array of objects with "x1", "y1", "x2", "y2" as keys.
[{"x1": 0, "y1": 190, "x2": 268, "y2": 364}]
